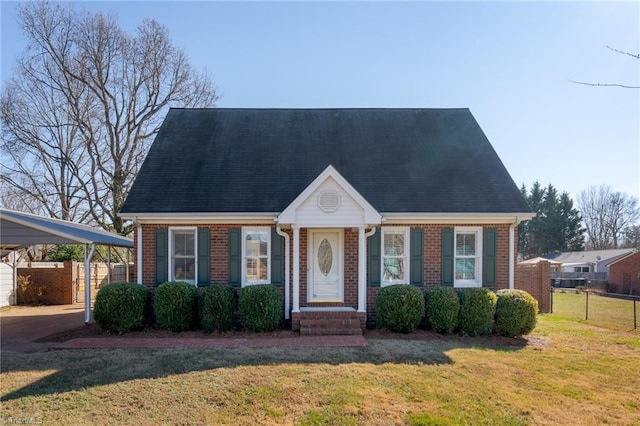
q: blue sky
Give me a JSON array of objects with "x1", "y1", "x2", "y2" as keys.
[{"x1": 1, "y1": 1, "x2": 639, "y2": 202}]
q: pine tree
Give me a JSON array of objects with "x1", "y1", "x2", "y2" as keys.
[{"x1": 518, "y1": 182, "x2": 585, "y2": 259}]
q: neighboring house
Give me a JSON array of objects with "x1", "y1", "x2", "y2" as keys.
[
  {"x1": 119, "y1": 108, "x2": 534, "y2": 333},
  {"x1": 546, "y1": 249, "x2": 636, "y2": 277},
  {"x1": 608, "y1": 251, "x2": 640, "y2": 295}
]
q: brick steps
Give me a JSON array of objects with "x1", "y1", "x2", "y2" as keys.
[{"x1": 297, "y1": 310, "x2": 365, "y2": 335}]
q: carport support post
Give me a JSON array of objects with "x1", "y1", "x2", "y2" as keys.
[{"x1": 84, "y1": 243, "x2": 97, "y2": 324}]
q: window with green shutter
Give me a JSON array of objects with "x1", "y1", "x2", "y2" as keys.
[
  {"x1": 441, "y1": 228, "x2": 454, "y2": 286},
  {"x1": 155, "y1": 228, "x2": 168, "y2": 286},
  {"x1": 482, "y1": 228, "x2": 497, "y2": 286},
  {"x1": 197, "y1": 227, "x2": 210, "y2": 287},
  {"x1": 228, "y1": 228, "x2": 241, "y2": 287},
  {"x1": 410, "y1": 228, "x2": 424, "y2": 286},
  {"x1": 271, "y1": 228, "x2": 284, "y2": 286},
  {"x1": 367, "y1": 229, "x2": 381, "y2": 287}
]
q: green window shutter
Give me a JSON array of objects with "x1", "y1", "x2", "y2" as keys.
[
  {"x1": 483, "y1": 228, "x2": 497, "y2": 286},
  {"x1": 271, "y1": 228, "x2": 284, "y2": 286},
  {"x1": 228, "y1": 228, "x2": 241, "y2": 287},
  {"x1": 368, "y1": 229, "x2": 381, "y2": 287},
  {"x1": 410, "y1": 228, "x2": 424, "y2": 286},
  {"x1": 441, "y1": 228, "x2": 454, "y2": 286},
  {"x1": 197, "y1": 227, "x2": 210, "y2": 287},
  {"x1": 154, "y1": 228, "x2": 168, "y2": 286}
]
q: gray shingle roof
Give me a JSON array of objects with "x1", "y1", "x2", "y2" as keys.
[{"x1": 120, "y1": 108, "x2": 531, "y2": 214}]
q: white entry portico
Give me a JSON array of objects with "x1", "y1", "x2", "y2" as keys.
[{"x1": 277, "y1": 165, "x2": 382, "y2": 317}]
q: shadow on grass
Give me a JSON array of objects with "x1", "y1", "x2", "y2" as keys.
[{"x1": 1, "y1": 331, "x2": 528, "y2": 402}]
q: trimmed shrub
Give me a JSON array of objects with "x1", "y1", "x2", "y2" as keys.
[
  {"x1": 424, "y1": 287, "x2": 459, "y2": 334},
  {"x1": 457, "y1": 288, "x2": 497, "y2": 336},
  {"x1": 239, "y1": 284, "x2": 281, "y2": 332},
  {"x1": 199, "y1": 285, "x2": 238, "y2": 333},
  {"x1": 94, "y1": 282, "x2": 150, "y2": 334},
  {"x1": 375, "y1": 284, "x2": 425, "y2": 333},
  {"x1": 495, "y1": 289, "x2": 538, "y2": 337},
  {"x1": 153, "y1": 281, "x2": 198, "y2": 331}
]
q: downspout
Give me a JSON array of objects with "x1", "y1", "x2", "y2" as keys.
[
  {"x1": 134, "y1": 216, "x2": 143, "y2": 285},
  {"x1": 360, "y1": 227, "x2": 377, "y2": 312},
  {"x1": 509, "y1": 217, "x2": 520, "y2": 290},
  {"x1": 276, "y1": 226, "x2": 291, "y2": 320},
  {"x1": 84, "y1": 243, "x2": 97, "y2": 324}
]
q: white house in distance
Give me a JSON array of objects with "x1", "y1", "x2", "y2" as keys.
[{"x1": 546, "y1": 249, "x2": 636, "y2": 275}]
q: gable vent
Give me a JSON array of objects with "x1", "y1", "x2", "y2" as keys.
[{"x1": 318, "y1": 191, "x2": 341, "y2": 213}]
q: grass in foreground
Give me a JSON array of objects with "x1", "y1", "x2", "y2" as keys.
[
  {"x1": 552, "y1": 291, "x2": 639, "y2": 331},
  {"x1": 1, "y1": 313, "x2": 639, "y2": 425}
]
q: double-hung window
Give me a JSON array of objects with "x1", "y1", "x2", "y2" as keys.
[
  {"x1": 381, "y1": 227, "x2": 410, "y2": 286},
  {"x1": 242, "y1": 227, "x2": 270, "y2": 286},
  {"x1": 454, "y1": 227, "x2": 482, "y2": 287},
  {"x1": 169, "y1": 227, "x2": 197, "y2": 284}
]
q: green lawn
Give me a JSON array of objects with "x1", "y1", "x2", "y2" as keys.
[
  {"x1": 552, "y1": 291, "x2": 639, "y2": 331},
  {"x1": 2, "y1": 310, "x2": 639, "y2": 425}
]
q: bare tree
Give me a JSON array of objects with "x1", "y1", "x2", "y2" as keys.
[
  {"x1": 622, "y1": 225, "x2": 640, "y2": 249},
  {"x1": 569, "y1": 46, "x2": 639, "y2": 89},
  {"x1": 577, "y1": 185, "x2": 640, "y2": 249},
  {"x1": 1, "y1": 1, "x2": 218, "y2": 234}
]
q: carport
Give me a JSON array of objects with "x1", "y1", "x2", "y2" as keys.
[{"x1": 0, "y1": 208, "x2": 133, "y2": 323}]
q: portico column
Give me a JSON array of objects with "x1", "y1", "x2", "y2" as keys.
[
  {"x1": 358, "y1": 226, "x2": 366, "y2": 313},
  {"x1": 292, "y1": 225, "x2": 300, "y2": 313}
]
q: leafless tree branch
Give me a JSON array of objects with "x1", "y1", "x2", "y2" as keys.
[{"x1": 1, "y1": 1, "x2": 218, "y2": 234}]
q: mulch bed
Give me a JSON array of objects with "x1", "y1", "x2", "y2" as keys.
[{"x1": 37, "y1": 323, "x2": 545, "y2": 348}]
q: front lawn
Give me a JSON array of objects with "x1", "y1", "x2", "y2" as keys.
[{"x1": 1, "y1": 313, "x2": 638, "y2": 425}]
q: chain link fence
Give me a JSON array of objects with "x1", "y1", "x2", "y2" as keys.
[{"x1": 551, "y1": 288, "x2": 638, "y2": 331}]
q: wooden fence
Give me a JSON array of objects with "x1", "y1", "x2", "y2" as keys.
[{"x1": 16, "y1": 261, "x2": 134, "y2": 304}]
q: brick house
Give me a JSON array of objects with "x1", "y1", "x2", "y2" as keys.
[
  {"x1": 608, "y1": 251, "x2": 640, "y2": 295},
  {"x1": 119, "y1": 108, "x2": 534, "y2": 333}
]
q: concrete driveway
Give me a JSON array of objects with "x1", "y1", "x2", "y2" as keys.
[{"x1": 1, "y1": 304, "x2": 86, "y2": 353}]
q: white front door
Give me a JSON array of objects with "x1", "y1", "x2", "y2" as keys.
[{"x1": 308, "y1": 229, "x2": 343, "y2": 301}]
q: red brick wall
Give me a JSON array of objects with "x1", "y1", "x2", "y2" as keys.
[
  {"x1": 138, "y1": 223, "x2": 516, "y2": 323},
  {"x1": 609, "y1": 252, "x2": 640, "y2": 295},
  {"x1": 515, "y1": 261, "x2": 551, "y2": 313},
  {"x1": 139, "y1": 223, "x2": 237, "y2": 288},
  {"x1": 365, "y1": 224, "x2": 513, "y2": 326}
]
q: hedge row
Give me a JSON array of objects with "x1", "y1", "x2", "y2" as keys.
[
  {"x1": 94, "y1": 282, "x2": 281, "y2": 334},
  {"x1": 376, "y1": 285, "x2": 538, "y2": 337},
  {"x1": 96, "y1": 282, "x2": 537, "y2": 337}
]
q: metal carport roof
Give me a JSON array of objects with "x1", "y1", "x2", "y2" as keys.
[
  {"x1": 0, "y1": 208, "x2": 132, "y2": 250},
  {"x1": 0, "y1": 208, "x2": 133, "y2": 323}
]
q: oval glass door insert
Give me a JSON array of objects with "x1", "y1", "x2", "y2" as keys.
[{"x1": 318, "y1": 238, "x2": 333, "y2": 276}]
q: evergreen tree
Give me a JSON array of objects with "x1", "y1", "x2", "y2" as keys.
[{"x1": 518, "y1": 182, "x2": 585, "y2": 259}]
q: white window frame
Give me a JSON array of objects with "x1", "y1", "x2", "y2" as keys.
[
  {"x1": 168, "y1": 227, "x2": 197, "y2": 286},
  {"x1": 454, "y1": 226, "x2": 482, "y2": 288},
  {"x1": 242, "y1": 227, "x2": 271, "y2": 287},
  {"x1": 380, "y1": 227, "x2": 410, "y2": 287}
]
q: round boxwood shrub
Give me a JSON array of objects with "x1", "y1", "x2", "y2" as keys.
[
  {"x1": 495, "y1": 289, "x2": 538, "y2": 337},
  {"x1": 239, "y1": 284, "x2": 281, "y2": 332},
  {"x1": 94, "y1": 282, "x2": 150, "y2": 334},
  {"x1": 457, "y1": 288, "x2": 497, "y2": 336},
  {"x1": 375, "y1": 284, "x2": 425, "y2": 333},
  {"x1": 199, "y1": 285, "x2": 238, "y2": 333},
  {"x1": 153, "y1": 281, "x2": 198, "y2": 331},
  {"x1": 424, "y1": 287, "x2": 460, "y2": 334}
]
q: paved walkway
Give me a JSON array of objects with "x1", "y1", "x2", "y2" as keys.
[
  {"x1": 1, "y1": 304, "x2": 367, "y2": 353},
  {"x1": 1, "y1": 304, "x2": 86, "y2": 353}
]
